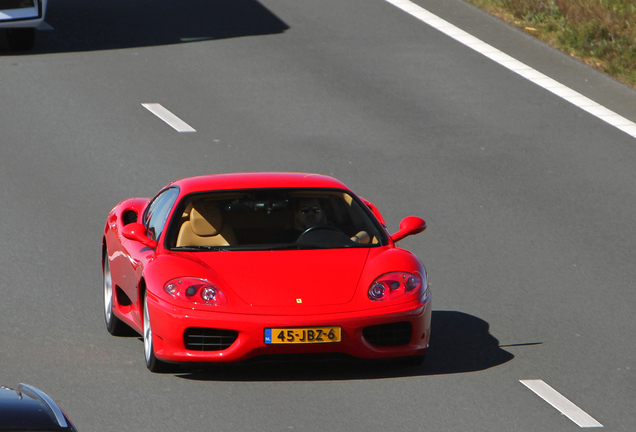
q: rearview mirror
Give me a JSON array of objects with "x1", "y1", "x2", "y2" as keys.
[
  {"x1": 121, "y1": 223, "x2": 158, "y2": 249},
  {"x1": 390, "y1": 216, "x2": 426, "y2": 243}
]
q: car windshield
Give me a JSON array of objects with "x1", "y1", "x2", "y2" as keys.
[
  {"x1": 0, "y1": 0, "x2": 36, "y2": 10},
  {"x1": 167, "y1": 188, "x2": 386, "y2": 250}
]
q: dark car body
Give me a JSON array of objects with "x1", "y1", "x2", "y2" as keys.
[{"x1": 0, "y1": 384, "x2": 77, "y2": 431}]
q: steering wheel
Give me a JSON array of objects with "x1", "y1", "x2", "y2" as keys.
[{"x1": 296, "y1": 226, "x2": 349, "y2": 244}]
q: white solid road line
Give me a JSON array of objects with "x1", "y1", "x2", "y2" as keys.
[
  {"x1": 384, "y1": 0, "x2": 636, "y2": 140},
  {"x1": 520, "y1": 379, "x2": 603, "y2": 428},
  {"x1": 141, "y1": 103, "x2": 196, "y2": 133}
]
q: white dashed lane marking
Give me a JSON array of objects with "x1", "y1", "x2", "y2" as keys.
[
  {"x1": 520, "y1": 379, "x2": 603, "y2": 428},
  {"x1": 141, "y1": 103, "x2": 196, "y2": 133},
  {"x1": 384, "y1": 0, "x2": 636, "y2": 139}
]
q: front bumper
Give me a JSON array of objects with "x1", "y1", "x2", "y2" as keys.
[{"x1": 148, "y1": 294, "x2": 432, "y2": 363}]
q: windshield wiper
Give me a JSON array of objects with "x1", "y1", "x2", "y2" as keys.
[
  {"x1": 173, "y1": 243, "x2": 359, "y2": 252},
  {"x1": 262, "y1": 244, "x2": 303, "y2": 251},
  {"x1": 172, "y1": 246, "x2": 231, "y2": 251}
]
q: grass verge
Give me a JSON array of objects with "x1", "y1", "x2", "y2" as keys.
[{"x1": 464, "y1": 0, "x2": 636, "y2": 87}]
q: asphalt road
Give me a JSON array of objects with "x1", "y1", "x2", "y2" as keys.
[{"x1": 1, "y1": 0, "x2": 635, "y2": 431}]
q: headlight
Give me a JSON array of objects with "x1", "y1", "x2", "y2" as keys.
[
  {"x1": 164, "y1": 277, "x2": 228, "y2": 306},
  {"x1": 368, "y1": 271, "x2": 427, "y2": 302}
]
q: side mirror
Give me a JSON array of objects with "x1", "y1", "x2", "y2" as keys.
[
  {"x1": 390, "y1": 216, "x2": 426, "y2": 243},
  {"x1": 121, "y1": 223, "x2": 158, "y2": 249}
]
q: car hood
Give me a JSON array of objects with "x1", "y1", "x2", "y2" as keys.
[{"x1": 192, "y1": 249, "x2": 371, "y2": 307}]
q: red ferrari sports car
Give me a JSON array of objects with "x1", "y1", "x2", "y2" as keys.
[{"x1": 102, "y1": 172, "x2": 431, "y2": 372}]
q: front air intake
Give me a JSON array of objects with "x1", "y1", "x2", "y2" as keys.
[
  {"x1": 363, "y1": 322, "x2": 412, "y2": 347},
  {"x1": 184, "y1": 328, "x2": 238, "y2": 351}
]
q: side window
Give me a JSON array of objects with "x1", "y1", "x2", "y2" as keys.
[{"x1": 144, "y1": 188, "x2": 179, "y2": 242}]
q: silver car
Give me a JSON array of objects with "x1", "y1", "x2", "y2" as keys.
[{"x1": 0, "y1": 0, "x2": 48, "y2": 51}]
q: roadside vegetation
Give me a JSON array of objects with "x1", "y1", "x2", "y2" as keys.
[{"x1": 464, "y1": 0, "x2": 636, "y2": 87}]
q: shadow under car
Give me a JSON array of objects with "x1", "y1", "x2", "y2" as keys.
[
  {"x1": 1, "y1": 0, "x2": 289, "y2": 54},
  {"x1": 174, "y1": 310, "x2": 515, "y2": 381}
]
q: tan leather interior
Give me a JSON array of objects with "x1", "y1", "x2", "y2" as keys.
[
  {"x1": 176, "y1": 201, "x2": 236, "y2": 247},
  {"x1": 351, "y1": 231, "x2": 371, "y2": 244}
]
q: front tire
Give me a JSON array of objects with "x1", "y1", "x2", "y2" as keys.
[
  {"x1": 103, "y1": 251, "x2": 131, "y2": 336},
  {"x1": 143, "y1": 293, "x2": 175, "y2": 373},
  {"x1": 6, "y1": 28, "x2": 35, "y2": 51}
]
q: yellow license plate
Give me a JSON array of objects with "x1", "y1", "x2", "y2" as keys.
[{"x1": 264, "y1": 326, "x2": 341, "y2": 344}]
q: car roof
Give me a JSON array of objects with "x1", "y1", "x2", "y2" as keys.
[
  {"x1": 165, "y1": 172, "x2": 351, "y2": 196},
  {"x1": 0, "y1": 384, "x2": 75, "y2": 431}
]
